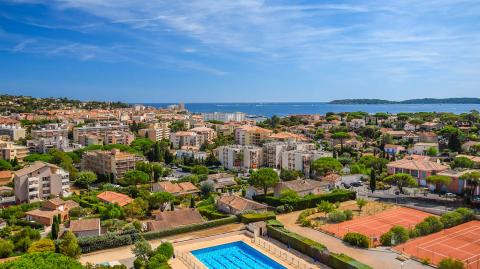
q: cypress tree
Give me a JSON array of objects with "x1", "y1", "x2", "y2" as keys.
[{"x1": 370, "y1": 169, "x2": 377, "y2": 193}]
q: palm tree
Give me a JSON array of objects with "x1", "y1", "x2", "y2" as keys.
[{"x1": 461, "y1": 171, "x2": 480, "y2": 201}]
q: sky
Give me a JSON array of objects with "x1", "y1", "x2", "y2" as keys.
[{"x1": 0, "y1": 0, "x2": 479, "y2": 103}]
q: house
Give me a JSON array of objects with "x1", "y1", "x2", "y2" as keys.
[
  {"x1": 419, "y1": 132, "x2": 439, "y2": 143},
  {"x1": 462, "y1": 141, "x2": 480, "y2": 153},
  {"x1": 347, "y1": 119, "x2": 366, "y2": 129},
  {"x1": 321, "y1": 174, "x2": 342, "y2": 190},
  {"x1": 205, "y1": 173, "x2": 237, "y2": 192},
  {"x1": 411, "y1": 142, "x2": 439, "y2": 155},
  {"x1": 436, "y1": 170, "x2": 478, "y2": 194},
  {"x1": 273, "y1": 179, "x2": 323, "y2": 198},
  {"x1": 421, "y1": 122, "x2": 442, "y2": 131},
  {"x1": 386, "y1": 155, "x2": 449, "y2": 186},
  {"x1": 25, "y1": 198, "x2": 79, "y2": 226},
  {"x1": 245, "y1": 186, "x2": 274, "y2": 200},
  {"x1": 217, "y1": 194, "x2": 269, "y2": 215},
  {"x1": 152, "y1": 181, "x2": 199, "y2": 196},
  {"x1": 69, "y1": 218, "x2": 101, "y2": 237},
  {"x1": 145, "y1": 208, "x2": 205, "y2": 232},
  {"x1": 384, "y1": 144, "x2": 406, "y2": 156},
  {"x1": 96, "y1": 191, "x2": 133, "y2": 207},
  {"x1": 0, "y1": 170, "x2": 12, "y2": 186}
]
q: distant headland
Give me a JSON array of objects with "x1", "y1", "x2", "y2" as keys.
[{"x1": 328, "y1": 98, "x2": 480, "y2": 104}]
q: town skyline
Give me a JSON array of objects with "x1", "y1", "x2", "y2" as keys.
[{"x1": 1, "y1": 0, "x2": 480, "y2": 102}]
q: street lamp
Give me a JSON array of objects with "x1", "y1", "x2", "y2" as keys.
[{"x1": 400, "y1": 262, "x2": 404, "y2": 269}]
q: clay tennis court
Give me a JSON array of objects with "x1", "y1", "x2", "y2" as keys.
[
  {"x1": 321, "y1": 207, "x2": 431, "y2": 245},
  {"x1": 394, "y1": 220, "x2": 480, "y2": 268}
]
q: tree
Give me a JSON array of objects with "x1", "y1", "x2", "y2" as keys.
[
  {"x1": 312, "y1": 157, "x2": 342, "y2": 176},
  {"x1": 426, "y1": 175, "x2": 452, "y2": 193},
  {"x1": 438, "y1": 258, "x2": 465, "y2": 269},
  {"x1": 51, "y1": 215, "x2": 59, "y2": 240},
  {"x1": 460, "y1": 171, "x2": 480, "y2": 201},
  {"x1": 317, "y1": 200, "x2": 335, "y2": 213},
  {"x1": 384, "y1": 173, "x2": 417, "y2": 194},
  {"x1": 451, "y1": 157, "x2": 475, "y2": 169},
  {"x1": 191, "y1": 165, "x2": 209, "y2": 175},
  {"x1": 124, "y1": 198, "x2": 148, "y2": 218},
  {"x1": 200, "y1": 181, "x2": 214, "y2": 197},
  {"x1": 426, "y1": 147, "x2": 438, "y2": 156},
  {"x1": 315, "y1": 128, "x2": 325, "y2": 140},
  {"x1": 0, "y1": 159, "x2": 13, "y2": 170},
  {"x1": 58, "y1": 231, "x2": 81, "y2": 259},
  {"x1": 132, "y1": 237, "x2": 152, "y2": 262},
  {"x1": 439, "y1": 126, "x2": 463, "y2": 152},
  {"x1": 249, "y1": 168, "x2": 279, "y2": 196},
  {"x1": 0, "y1": 239, "x2": 14, "y2": 258},
  {"x1": 74, "y1": 171, "x2": 97, "y2": 189},
  {"x1": 149, "y1": 192, "x2": 174, "y2": 212},
  {"x1": 189, "y1": 196, "x2": 195, "y2": 208},
  {"x1": 369, "y1": 169, "x2": 376, "y2": 193},
  {"x1": 280, "y1": 169, "x2": 302, "y2": 181},
  {"x1": 332, "y1": 132, "x2": 351, "y2": 151},
  {"x1": 124, "y1": 170, "x2": 150, "y2": 186},
  {"x1": 0, "y1": 252, "x2": 84, "y2": 269},
  {"x1": 356, "y1": 198, "x2": 367, "y2": 211},
  {"x1": 28, "y1": 238, "x2": 55, "y2": 253},
  {"x1": 101, "y1": 203, "x2": 125, "y2": 219}
]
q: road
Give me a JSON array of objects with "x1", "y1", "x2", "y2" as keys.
[{"x1": 277, "y1": 211, "x2": 431, "y2": 269}]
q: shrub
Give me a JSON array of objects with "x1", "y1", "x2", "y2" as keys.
[
  {"x1": 155, "y1": 242, "x2": 174, "y2": 259},
  {"x1": 240, "y1": 212, "x2": 276, "y2": 224},
  {"x1": 344, "y1": 209, "x2": 353, "y2": 220},
  {"x1": 415, "y1": 216, "x2": 444, "y2": 236},
  {"x1": 327, "y1": 210, "x2": 346, "y2": 223},
  {"x1": 0, "y1": 252, "x2": 84, "y2": 269},
  {"x1": 343, "y1": 232, "x2": 369, "y2": 248},
  {"x1": 0, "y1": 239, "x2": 14, "y2": 258},
  {"x1": 197, "y1": 205, "x2": 228, "y2": 220},
  {"x1": 441, "y1": 212, "x2": 463, "y2": 228},
  {"x1": 422, "y1": 258, "x2": 431, "y2": 265},
  {"x1": 379, "y1": 231, "x2": 393, "y2": 246},
  {"x1": 454, "y1": 208, "x2": 474, "y2": 222},
  {"x1": 438, "y1": 258, "x2": 465, "y2": 269}
]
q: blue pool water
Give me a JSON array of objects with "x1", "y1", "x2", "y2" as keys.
[{"x1": 191, "y1": 241, "x2": 287, "y2": 269}]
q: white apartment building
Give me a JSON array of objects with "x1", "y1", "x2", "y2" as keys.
[
  {"x1": 170, "y1": 131, "x2": 199, "y2": 149},
  {"x1": 14, "y1": 161, "x2": 70, "y2": 203},
  {"x1": 27, "y1": 137, "x2": 71, "y2": 153},
  {"x1": 0, "y1": 125, "x2": 26, "y2": 141},
  {"x1": 281, "y1": 150, "x2": 332, "y2": 177},
  {"x1": 216, "y1": 145, "x2": 263, "y2": 170},
  {"x1": 31, "y1": 124, "x2": 69, "y2": 139},
  {"x1": 176, "y1": 149, "x2": 208, "y2": 161},
  {"x1": 263, "y1": 142, "x2": 316, "y2": 169},
  {"x1": 73, "y1": 123, "x2": 129, "y2": 142},
  {"x1": 203, "y1": 112, "x2": 246, "y2": 122}
]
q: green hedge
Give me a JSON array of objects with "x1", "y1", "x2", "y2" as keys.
[
  {"x1": 343, "y1": 232, "x2": 370, "y2": 248},
  {"x1": 329, "y1": 253, "x2": 373, "y2": 269},
  {"x1": 267, "y1": 225, "x2": 328, "y2": 263},
  {"x1": 255, "y1": 190, "x2": 356, "y2": 210},
  {"x1": 240, "y1": 212, "x2": 276, "y2": 223},
  {"x1": 197, "y1": 205, "x2": 228, "y2": 220},
  {"x1": 79, "y1": 216, "x2": 239, "y2": 253},
  {"x1": 267, "y1": 224, "x2": 372, "y2": 269}
]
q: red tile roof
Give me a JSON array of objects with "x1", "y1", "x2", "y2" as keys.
[{"x1": 97, "y1": 191, "x2": 133, "y2": 207}]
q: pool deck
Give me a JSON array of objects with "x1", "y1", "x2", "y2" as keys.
[{"x1": 172, "y1": 232, "x2": 321, "y2": 269}]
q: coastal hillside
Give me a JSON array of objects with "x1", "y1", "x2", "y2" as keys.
[{"x1": 329, "y1": 98, "x2": 480, "y2": 104}]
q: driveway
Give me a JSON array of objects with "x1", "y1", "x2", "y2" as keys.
[{"x1": 277, "y1": 211, "x2": 431, "y2": 269}]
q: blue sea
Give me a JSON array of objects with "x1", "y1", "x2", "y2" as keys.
[{"x1": 144, "y1": 102, "x2": 480, "y2": 117}]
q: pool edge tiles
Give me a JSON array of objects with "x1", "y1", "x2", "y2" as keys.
[{"x1": 191, "y1": 241, "x2": 287, "y2": 269}]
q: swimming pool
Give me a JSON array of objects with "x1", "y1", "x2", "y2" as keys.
[{"x1": 191, "y1": 241, "x2": 287, "y2": 269}]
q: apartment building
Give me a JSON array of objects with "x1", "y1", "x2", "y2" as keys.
[
  {"x1": 263, "y1": 142, "x2": 316, "y2": 169},
  {"x1": 176, "y1": 149, "x2": 207, "y2": 161},
  {"x1": 104, "y1": 131, "x2": 135, "y2": 145},
  {"x1": 347, "y1": 119, "x2": 366, "y2": 129},
  {"x1": 203, "y1": 112, "x2": 246, "y2": 122},
  {"x1": 0, "y1": 141, "x2": 29, "y2": 163},
  {"x1": 78, "y1": 134, "x2": 104, "y2": 146},
  {"x1": 138, "y1": 125, "x2": 170, "y2": 142},
  {"x1": 14, "y1": 161, "x2": 70, "y2": 203},
  {"x1": 235, "y1": 125, "x2": 272, "y2": 146},
  {"x1": 0, "y1": 125, "x2": 26, "y2": 141},
  {"x1": 27, "y1": 136, "x2": 71, "y2": 153},
  {"x1": 31, "y1": 124, "x2": 69, "y2": 139},
  {"x1": 189, "y1": 126, "x2": 217, "y2": 145},
  {"x1": 73, "y1": 123, "x2": 129, "y2": 142},
  {"x1": 216, "y1": 145, "x2": 263, "y2": 170},
  {"x1": 281, "y1": 150, "x2": 332, "y2": 177},
  {"x1": 170, "y1": 131, "x2": 199, "y2": 149},
  {"x1": 81, "y1": 149, "x2": 144, "y2": 179}
]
